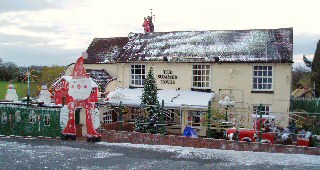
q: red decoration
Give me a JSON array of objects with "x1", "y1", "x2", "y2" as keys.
[
  {"x1": 226, "y1": 129, "x2": 275, "y2": 144},
  {"x1": 297, "y1": 139, "x2": 310, "y2": 147},
  {"x1": 57, "y1": 53, "x2": 100, "y2": 141},
  {"x1": 253, "y1": 118, "x2": 268, "y2": 131},
  {"x1": 142, "y1": 16, "x2": 154, "y2": 33}
]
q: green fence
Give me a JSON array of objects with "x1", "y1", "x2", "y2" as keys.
[
  {"x1": 0, "y1": 104, "x2": 62, "y2": 138},
  {"x1": 290, "y1": 98, "x2": 320, "y2": 113}
]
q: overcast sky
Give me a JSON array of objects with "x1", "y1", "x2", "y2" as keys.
[{"x1": 0, "y1": 0, "x2": 319, "y2": 67}]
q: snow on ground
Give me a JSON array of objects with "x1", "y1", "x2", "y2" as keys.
[
  {"x1": 0, "y1": 140, "x2": 124, "y2": 161},
  {"x1": 1, "y1": 138, "x2": 319, "y2": 169},
  {"x1": 97, "y1": 142, "x2": 320, "y2": 166}
]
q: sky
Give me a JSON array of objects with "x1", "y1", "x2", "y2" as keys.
[{"x1": 0, "y1": 0, "x2": 319, "y2": 67}]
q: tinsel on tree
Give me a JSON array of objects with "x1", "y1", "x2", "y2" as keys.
[{"x1": 135, "y1": 67, "x2": 161, "y2": 134}]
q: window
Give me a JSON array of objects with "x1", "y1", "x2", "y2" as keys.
[
  {"x1": 252, "y1": 105, "x2": 271, "y2": 115},
  {"x1": 1, "y1": 112, "x2": 7, "y2": 124},
  {"x1": 188, "y1": 111, "x2": 205, "y2": 126},
  {"x1": 44, "y1": 114, "x2": 50, "y2": 126},
  {"x1": 130, "y1": 108, "x2": 138, "y2": 120},
  {"x1": 164, "y1": 109, "x2": 175, "y2": 122},
  {"x1": 192, "y1": 64, "x2": 210, "y2": 89},
  {"x1": 130, "y1": 64, "x2": 146, "y2": 86},
  {"x1": 253, "y1": 66, "x2": 273, "y2": 91},
  {"x1": 130, "y1": 108, "x2": 143, "y2": 120},
  {"x1": 29, "y1": 111, "x2": 36, "y2": 124},
  {"x1": 15, "y1": 110, "x2": 21, "y2": 122},
  {"x1": 103, "y1": 111, "x2": 112, "y2": 124}
]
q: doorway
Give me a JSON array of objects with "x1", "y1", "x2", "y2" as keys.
[
  {"x1": 75, "y1": 107, "x2": 87, "y2": 137},
  {"x1": 75, "y1": 108, "x2": 82, "y2": 137}
]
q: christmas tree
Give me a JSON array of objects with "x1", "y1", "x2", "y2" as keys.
[
  {"x1": 303, "y1": 40, "x2": 320, "y2": 97},
  {"x1": 141, "y1": 67, "x2": 159, "y2": 106},
  {"x1": 311, "y1": 40, "x2": 320, "y2": 97},
  {"x1": 135, "y1": 67, "x2": 161, "y2": 133}
]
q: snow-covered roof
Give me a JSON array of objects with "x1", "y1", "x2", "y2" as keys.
[
  {"x1": 118, "y1": 28, "x2": 292, "y2": 63},
  {"x1": 52, "y1": 76, "x2": 98, "y2": 88},
  {"x1": 86, "y1": 69, "x2": 113, "y2": 92},
  {"x1": 107, "y1": 88, "x2": 215, "y2": 108},
  {"x1": 85, "y1": 28, "x2": 293, "y2": 64},
  {"x1": 85, "y1": 37, "x2": 128, "y2": 64}
]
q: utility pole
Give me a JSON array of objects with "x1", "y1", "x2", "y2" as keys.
[{"x1": 27, "y1": 68, "x2": 30, "y2": 106}]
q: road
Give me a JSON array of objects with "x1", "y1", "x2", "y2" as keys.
[{"x1": 0, "y1": 137, "x2": 320, "y2": 170}]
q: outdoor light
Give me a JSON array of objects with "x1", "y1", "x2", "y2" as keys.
[{"x1": 218, "y1": 95, "x2": 235, "y2": 121}]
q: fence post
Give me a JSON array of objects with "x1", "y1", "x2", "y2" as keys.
[
  {"x1": 207, "y1": 101, "x2": 211, "y2": 138},
  {"x1": 259, "y1": 104, "x2": 263, "y2": 142},
  {"x1": 119, "y1": 101, "x2": 122, "y2": 131},
  {"x1": 161, "y1": 100, "x2": 165, "y2": 134}
]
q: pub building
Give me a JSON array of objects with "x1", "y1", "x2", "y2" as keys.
[{"x1": 63, "y1": 19, "x2": 292, "y2": 136}]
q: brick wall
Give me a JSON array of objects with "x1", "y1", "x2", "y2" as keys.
[
  {"x1": 101, "y1": 122, "x2": 134, "y2": 131},
  {"x1": 100, "y1": 130, "x2": 320, "y2": 155}
]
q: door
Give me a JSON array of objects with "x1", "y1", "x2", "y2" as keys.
[
  {"x1": 62, "y1": 97, "x2": 66, "y2": 106},
  {"x1": 75, "y1": 108, "x2": 82, "y2": 137}
]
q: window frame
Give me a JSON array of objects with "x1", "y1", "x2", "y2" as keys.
[
  {"x1": 29, "y1": 111, "x2": 36, "y2": 124},
  {"x1": 130, "y1": 107, "x2": 142, "y2": 120},
  {"x1": 252, "y1": 65, "x2": 274, "y2": 92},
  {"x1": 164, "y1": 109, "x2": 175, "y2": 123},
  {"x1": 192, "y1": 64, "x2": 211, "y2": 89},
  {"x1": 252, "y1": 105, "x2": 271, "y2": 115},
  {"x1": 188, "y1": 111, "x2": 206, "y2": 126},
  {"x1": 15, "y1": 110, "x2": 21, "y2": 122},
  {"x1": 1, "y1": 112, "x2": 7, "y2": 124},
  {"x1": 44, "y1": 114, "x2": 50, "y2": 126},
  {"x1": 102, "y1": 111, "x2": 113, "y2": 124},
  {"x1": 130, "y1": 64, "x2": 146, "y2": 87}
]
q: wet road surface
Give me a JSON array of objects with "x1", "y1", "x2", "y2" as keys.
[{"x1": 0, "y1": 137, "x2": 320, "y2": 170}]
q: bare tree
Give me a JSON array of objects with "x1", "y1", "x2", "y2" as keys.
[
  {"x1": 292, "y1": 65, "x2": 311, "y2": 90},
  {"x1": 0, "y1": 62, "x2": 19, "y2": 81}
]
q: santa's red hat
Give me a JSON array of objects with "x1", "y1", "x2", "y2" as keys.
[{"x1": 72, "y1": 52, "x2": 88, "y2": 79}]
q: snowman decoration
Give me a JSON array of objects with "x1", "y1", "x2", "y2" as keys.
[
  {"x1": 6, "y1": 83, "x2": 18, "y2": 101},
  {"x1": 38, "y1": 83, "x2": 52, "y2": 105},
  {"x1": 61, "y1": 52, "x2": 101, "y2": 142}
]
